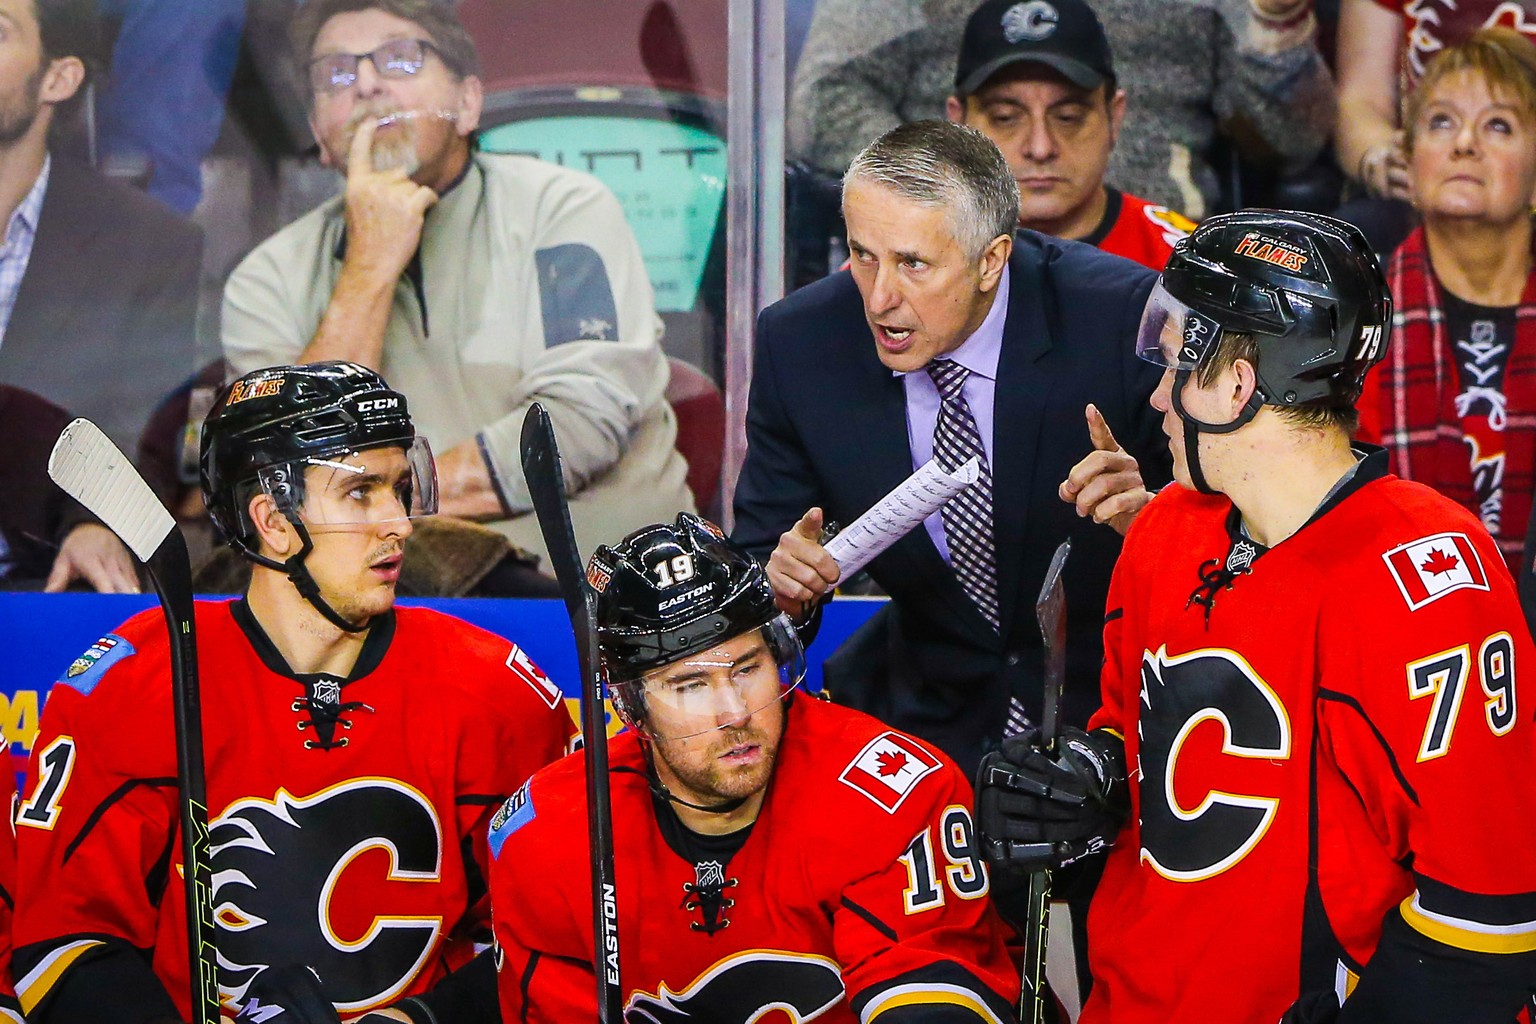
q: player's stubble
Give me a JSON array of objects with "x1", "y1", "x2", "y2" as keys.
[{"x1": 653, "y1": 700, "x2": 786, "y2": 804}]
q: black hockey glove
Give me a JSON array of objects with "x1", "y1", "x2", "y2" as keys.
[
  {"x1": 1279, "y1": 990, "x2": 1341, "y2": 1024},
  {"x1": 234, "y1": 965, "x2": 341, "y2": 1024},
  {"x1": 975, "y1": 726, "x2": 1128, "y2": 872}
]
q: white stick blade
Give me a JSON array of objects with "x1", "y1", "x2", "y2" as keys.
[{"x1": 48, "y1": 418, "x2": 174, "y2": 562}]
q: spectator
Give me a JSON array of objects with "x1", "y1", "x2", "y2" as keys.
[
  {"x1": 0, "y1": 383, "x2": 138, "y2": 592},
  {"x1": 1334, "y1": 0, "x2": 1536, "y2": 252},
  {"x1": 789, "y1": 0, "x2": 1335, "y2": 219},
  {"x1": 0, "y1": 0, "x2": 202, "y2": 462},
  {"x1": 94, "y1": 0, "x2": 246, "y2": 214},
  {"x1": 1364, "y1": 28, "x2": 1536, "y2": 583},
  {"x1": 946, "y1": 0, "x2": 1195, "y2": 268},
  {"x1": 222, "y1": 0, "x2": 693, "y2": 565},
  {"x1": 735, "y1": 120, "x2": 1170, "y2": 781}
]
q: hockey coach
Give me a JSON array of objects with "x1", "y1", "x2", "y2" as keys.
[
  {"x1": 487, "y1": 512, "x2": 1022, "y2": 1021},
  {"x1": 734, "y1": 118, "x2": 1172, "y2": 780}
]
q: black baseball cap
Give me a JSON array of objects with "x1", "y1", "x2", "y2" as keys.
[{"x1": 954, "y1": 0, "x2": 1116, "y2": 97}]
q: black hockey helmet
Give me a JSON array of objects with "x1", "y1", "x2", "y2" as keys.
[
  {"x1": 588, "y1": 512, "x2": 805, "y2": 737},
  {"x1": 200, "y1": 361, "x2": 437, "y2": 629},
  {"x1": 1137, "y1": 209, "x2": 1391, "y2": 408}
]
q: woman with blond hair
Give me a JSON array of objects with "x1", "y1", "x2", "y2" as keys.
[{"x1": 1367, "y1": 28, "x2": 1536, "y2": 594}]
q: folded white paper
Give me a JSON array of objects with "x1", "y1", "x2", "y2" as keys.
[{"x1": 824, "y1": 456, "x2": 981, "y2": 579}]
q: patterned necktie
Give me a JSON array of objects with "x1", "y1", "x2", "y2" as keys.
[{"x1": 926, "y1": 360, "x2": 1030, "y2": 735}]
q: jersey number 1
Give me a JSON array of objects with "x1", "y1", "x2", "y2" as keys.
[{"x1": 18, "y1": 736, "x2": 76, "y2": 830}]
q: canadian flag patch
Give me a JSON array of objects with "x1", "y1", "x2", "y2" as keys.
[
  {"x1": 1383, "y1": 532, "x2": 1490, "y2": 611},
  {"x1": 838, "y1": 731, "x2": 942, "y2": 813},
  {"x1": 506, "y1": 644, "x2": 563, "y2": 709}
]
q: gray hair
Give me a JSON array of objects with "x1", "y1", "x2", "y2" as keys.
[{"x1": 843, "y1": 120, "x2": 1020, "y2": 260}]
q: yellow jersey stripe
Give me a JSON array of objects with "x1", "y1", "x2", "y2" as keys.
[
  {"x1": 18, "y1": 939, "x2": 106, "y2": 1014},
  {"x1": 1401, "y1": 895, "x2": 1536, "y2": 954},
  {"x1": 862, "y1": 982, "x2": 1007, "y2": 1023}
]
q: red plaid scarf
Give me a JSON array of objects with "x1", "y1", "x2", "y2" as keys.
[{"x1": 1379, "y1": 226, "x2": 1536, "y2": 572}]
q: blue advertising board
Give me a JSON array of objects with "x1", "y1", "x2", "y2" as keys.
[{"x1": 0, "y1": 593, "x2": 884, "y2": 778}]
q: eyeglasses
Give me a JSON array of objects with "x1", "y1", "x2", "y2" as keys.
[{"x1": 308, "y1": 38, "x2": 441, "y2": 94}]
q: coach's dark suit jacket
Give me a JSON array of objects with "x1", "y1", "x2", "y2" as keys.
[
  {"x1": 0, "y1": 157, "x2": 201, "y2": 460},
  {"x1": 734, "y1": 232, "x2": 1171, "y2": 775}
]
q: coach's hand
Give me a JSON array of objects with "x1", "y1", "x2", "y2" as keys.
[
  {"x1": 976, "y1": 726, "x2": 1128, "y2": 872},
  {"x1": 1059, "y1": 404, "x2": 1152, "y2": 536},
  {"x1": 767, "y1": 507, "x2": 840, "y2": 620}
]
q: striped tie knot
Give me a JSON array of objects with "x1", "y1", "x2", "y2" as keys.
[{"x1": 926, "y1": 359, "x2": 970, "y2": 403}]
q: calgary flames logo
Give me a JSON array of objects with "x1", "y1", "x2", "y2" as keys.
[
  {"x1": 625, "y1": 951, "x2": 844, "y2": 1022},
  {"x1": 209, "y1": 779, "x2": 445, "y2": 1013}
]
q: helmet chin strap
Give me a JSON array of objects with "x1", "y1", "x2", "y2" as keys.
[
  {"x1": 641, "y1": 740, "x2": 751, "y2": 815},
  {"x1": 1170, "y1": 368, "x2": 1265, "y2": 496},
  {"x1": 246, "y1": 516, "x2": 371, "y2": 633}
]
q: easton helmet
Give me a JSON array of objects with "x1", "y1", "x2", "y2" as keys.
[
  {"x1": 588, "y1": 512, "x2": 805, "y2": 738},
  {"x1": 200, "y1": 361, "x2": 437, "y2": 629},
  {"x1": 1137, "y1": 209, "x2": 1391, "y2": 409}
]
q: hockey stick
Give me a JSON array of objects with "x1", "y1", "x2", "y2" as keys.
[
  {"x1": 519, "y1": 404, "x2": 624, "y2": 1022},
  {"x1": 1021, "y1": 538, "x2": 1071, "y2": 1024},
  {"x1": 47, "y1": 419, "x2": 220, "y2": 1024}
]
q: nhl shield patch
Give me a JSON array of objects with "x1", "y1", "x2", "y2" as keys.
[
  {"x1": 58, "y1": 634, "x2": 135, "y2": 696},
  {"x1": 838, "y1": 731, "x2": 942, "y2": 813},
  {"x1": 488, "y1": 780, "x2": 536, "y2": 859},
  {"x1": 1383, "y1": 532, "x2": 1490, "y2": 611}
]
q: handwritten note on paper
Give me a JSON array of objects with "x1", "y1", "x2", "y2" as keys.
[{"x1": 824, "y1": 456, "x2": 981, "y2": 579}]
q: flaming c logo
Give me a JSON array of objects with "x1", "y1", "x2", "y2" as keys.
[{"x1": 209, "y1": 779, "x2": 445, "y2": 1014}]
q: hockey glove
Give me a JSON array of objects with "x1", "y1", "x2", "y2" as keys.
[
  {"x1": 1279, "y1": 990, "x2": 1341, "y2": 1024},
  {"x1": 234, "y1": 965, "x2": 341, "y2": 1024},
  {"x1": 975, "y1": 726, "x2": 1128, "y2": 871}
]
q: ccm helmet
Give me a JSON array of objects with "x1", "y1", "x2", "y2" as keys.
[
  {"x1": 589, "y1": 512, "x2": 805, "y2": 739},
  {"x1": 1136, "y1": 210, "x2": 1391, "y2": 490},
  {"x1": 200, "y1": 361, "x2": 437, "y2": 629}
]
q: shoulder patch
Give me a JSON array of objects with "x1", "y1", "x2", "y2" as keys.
[
  {"x1": 488, "y1": 780, "x2": 536, "y2": 859},
  {"x1": 506, "y1": 644, "x2": 562, "y2": 710},
  {"x1": 1383, "y1": 532, "x2": 1490, "y2": 610},
  {"x1": 57, "y1": 634, "x2": 135, "y2": 695},
  {"x1": 1142, "y1": 203, "x2": 1195, "y2": 247},
  {"x1": 838, "y1": 731, "x2": 943, "y2": 813}
]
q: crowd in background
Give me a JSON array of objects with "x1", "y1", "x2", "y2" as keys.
[{"x1": 0, "y1": 0, "x2": 1534, "y2": 612}]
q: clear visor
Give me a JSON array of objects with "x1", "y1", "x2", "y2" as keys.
[
  {"x1": 1135, "y1": 282, "x2": 1216, "y2": 372},
  {"x1": 625, "y1": 616, "x2": 806, "y2": 741},
  {"x1": 256, "y1": 437, "x2": 437, "y2": 531}
]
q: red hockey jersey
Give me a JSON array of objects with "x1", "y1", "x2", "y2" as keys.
[
  {"x1": 0, "y1": 769, "x2": 19, "y2": 1023},
  {"x1": 1084, "y1": 189, "x2": 1194, "y2": 271},
  {"x1": 1084, "y1": 456, "x2": 1536, "y2": 1022},
  {"x1": 487, "y1": 694, "x2": 1020, "y2": 1022},
  {"x1": 14, "y1": 599, "x2": 574, "y2": 1019}
]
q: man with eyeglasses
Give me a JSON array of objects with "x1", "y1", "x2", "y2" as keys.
[{"x1": 221, "y1": 0, "x2": 692, "y2": 570}]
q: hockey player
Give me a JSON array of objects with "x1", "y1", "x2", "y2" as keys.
[
  {"x1": 14, "y1": 362, "x2": 575, "y2": 1023},
  {"x1": 976, "y1": 211, "x2": 1536, "y2": 1022},
  {"x1": 487, "y1": 513, "x2": 1021, "y2": 1021}
]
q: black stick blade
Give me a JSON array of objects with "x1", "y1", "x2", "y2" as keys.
[{"x1": 520, "y1": 404, "x2": 586, "y2": 621}]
